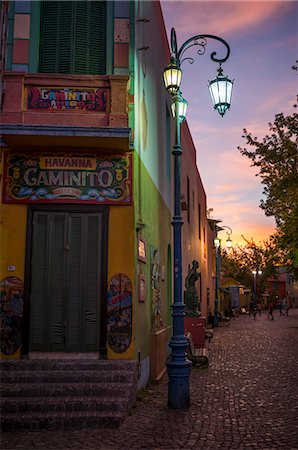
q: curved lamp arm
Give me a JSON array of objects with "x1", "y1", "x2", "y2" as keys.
[
  {"x1": 217, "y1": 225, "x2": 233, "y2": 248},
  {"x1": 218, "y1": 225, "x2": 232, "y2": 236},
  {"x1": 170, "y1": 27, "x2": 230, "y2": 68}
]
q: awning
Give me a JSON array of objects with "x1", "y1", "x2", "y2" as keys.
[{"x1": 1, "y1": 124, "x2": 132, "y2": 153}]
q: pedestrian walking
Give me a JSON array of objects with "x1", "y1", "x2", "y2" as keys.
[
  {"x1": 284, "y1": 299, "x2": 289, "y2": 316},
  {"x1": 249, "y1": 300, "x2": 254, "y2": 316},
  {"x1": 268, "y1": 302, "x2": 274, "y2": 320},
  {"x1": 278, "y1": 301, "x2": 284, "y2": 316},
  {"x1": 252, "y1": 307, "x2": 257, "y2": 320},
  {"x1": 257, "y1": 301, "x2": 262, "y2": 316}
]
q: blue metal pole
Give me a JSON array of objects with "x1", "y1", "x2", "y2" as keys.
[
  {"x1": 167, "y1": 96, "x2": 192, "y2": 410},
  {"x1": 213, "y1": 246, "x2": 220, "y2": 327}
]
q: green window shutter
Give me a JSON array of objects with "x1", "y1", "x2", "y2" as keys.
[
  {"x1": 50, "y1": 214, "x2": 66, "y2": 348},
  {"x1": 39, "y1": 1, "x2": 106, "y2": 74},
  {"x1": 39, "y1": 1, "x2": 60, "y2": 73},
  {"x1": 66, "y1": 215, "x2": 83, "y2": 348},
  {"x1": 88, "y1": 1, "x2": 106, "y2": 74},
  {"x1": 57, "y1": 2, "x2": 73, "y2": 74},
  {"x1": 30, "y1": 213, "x2": 49, "y2": 349},
  {"x1": 73, "y1": 2, "x2": 88, "y2": 74},
  {"x1": 84, "y1": 214, "x2": 101, "y2": 347}
]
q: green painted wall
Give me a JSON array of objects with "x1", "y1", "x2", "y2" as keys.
[{"x1": 133, "y1": 152, "x2": 172, "y2": 361}]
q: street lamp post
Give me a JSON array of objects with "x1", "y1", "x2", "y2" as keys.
[
  {"x1": 252, "y1": 269, "x2": 262, "y2": 307},
  {"x1": 163, "y1": 28, "x2": 233, "y2": 410},
  {"x1": 213, "y1": 225, "x2": 233, "y2": 327},
  {"x1": 214, "y1": 237, "x2": 221, "y2": 327}
]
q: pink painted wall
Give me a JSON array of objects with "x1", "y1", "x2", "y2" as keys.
[
  {"x1": 2, "y1": 73, "x2": 128, "y2": 128},
  {"x1": 180, "y1": 121, "x2": 214, "y2": 319}
]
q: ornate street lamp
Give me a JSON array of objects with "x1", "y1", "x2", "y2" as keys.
[
  {"x1": 163, "y1": 28, "x2": 233, "y2": 410},
  {"x1": 252, "y1": 269, "x2": 262, "y2": 307},
  {"x1": 171, "y1": 91, "x2": 188, "y2": 123},
  {"x1": 208, "y1": 66, "x2": 234, "y2": 117},
  {"x1": 163, "y1": 57, "x2": 182, "y2": 94},
  {"x1": 214, "y1": 236, "x2": 221, "y2": 248}
]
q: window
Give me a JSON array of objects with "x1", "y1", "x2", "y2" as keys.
[
  {"x1": 198, "y1": 203, "x2": 201, "y2": 240},
  {"x1": 39, "y1": 1, "x2": 106, "y2": 74},
  {"x1": 187, "y1": 176, "x2": 190, "y2": 223}
]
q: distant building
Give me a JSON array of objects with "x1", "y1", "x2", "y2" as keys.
[
  {"x1": 266, "y1": 268, "x2": 298, "y2": 308},
  {"x1": 220, "y1": 278, "x2": 251, "y2": 314}
]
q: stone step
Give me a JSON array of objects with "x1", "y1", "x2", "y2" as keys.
[
  {"x1": 1, "y1": 369, "x2": 136, "y2": 384},
  {"x1": 1, "y1": 359, "x2": 138, "y2": 431},
  {"x1": 1, "y1": 396, "x2": 129, "y2": 414},
  {"x1": 0, "y1": 359, "x2": 137, "y2": 371},
  {"x1": 1, "y1": 410, "x2": 123, "y2": 431},
  {"x1": 1, "y1": 381, "x2": 132, "y2": 398}
]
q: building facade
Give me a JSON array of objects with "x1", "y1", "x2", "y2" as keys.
[{"x1": 0, "y1": 0, "x2": 214, "y2": 387}]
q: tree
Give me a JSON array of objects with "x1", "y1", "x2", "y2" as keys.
[
  {"x1": 238, "y1": 98, "x2": 298, "y2": 278},
  {"x1": 221, "y1": 236, "x2": 282, "y2": 294}
]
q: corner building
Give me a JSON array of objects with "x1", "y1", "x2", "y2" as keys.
[{"x1": 0, "y1": 0, "x2": 215, "y2": 387}]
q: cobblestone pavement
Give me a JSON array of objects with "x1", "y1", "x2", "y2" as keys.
[{"x1": 2, "y1": 309, "x2": 298, "y2": 450}]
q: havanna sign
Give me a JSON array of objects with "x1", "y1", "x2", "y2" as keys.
[
  {"x1": 27, "y1": 87, "x2": 107, "y2": 111},
  {"x1": 3, "y1": 153, "x2": 132, "y2": 205}
]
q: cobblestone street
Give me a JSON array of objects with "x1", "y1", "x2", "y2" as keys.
[{"x1": 2, "y1": 309, "x2": 298, "y2": 450}]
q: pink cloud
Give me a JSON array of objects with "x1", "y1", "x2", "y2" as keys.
[
  {"x1": 161, "y1": 1, "x2": 292, "y2": 38},
  {"x1": 210, "y1": 203, "x2": 276, "y2": 246}
]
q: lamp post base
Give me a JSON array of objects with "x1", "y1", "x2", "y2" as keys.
[
  {"x1": 167, "y1": 356, "x2": 192, "y2": 410},
  {"x1": 213, "y1": 312, "x2": 219, "y2": 327}
]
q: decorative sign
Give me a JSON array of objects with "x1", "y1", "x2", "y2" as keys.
[
  {"x1": 107, "y1": 273, "x2": 132, "y2": 353},
  {"x1": 139, "y1": 274, "x2": 146, "y2": 302},
  {"x1": 138, "y1": 235, "x2": 147, "y2": 263},
  {"x1": 3, "y1": 153, "x2": 132, "y2": 205},
  {"x1": 27, "y1": 87, "x2": 107, "y2": 112}
]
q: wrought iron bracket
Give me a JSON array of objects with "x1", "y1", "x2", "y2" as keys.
[{"x1": 170, "y1": 27, "x2": 230, "y2": 68}]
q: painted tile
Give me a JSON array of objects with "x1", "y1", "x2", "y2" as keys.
[
  {"x1": 11, "y1": 64, "x2": 29, "y2": 72},
  {"x1": 114, "y1": 18, "x2": 129, "y2": 43},
  {"x1": 114, "y1": 43, "x2": 129, "y2": 68},
  {"x1": 15, "y1": 1, "x2": 31, "y2": 13},
  {"x1": 12, "y1": 40, "x2": 29, "y2": 64},
  {"x1": 114, "y1": 67, "x2": 129, "y2": 75},
  {"x1": 114, "y1": 1, "x2": 129, "y2": 18},
  {"x1": 14, "y1": 14, "x2": 30, "y2": 39}
]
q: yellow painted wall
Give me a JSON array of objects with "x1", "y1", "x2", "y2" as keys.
[
  {"x1": 107, "y1": 205, "x2": 135, "y2": 360},
  {"x1": 0, "y1": 204, "x2": 27, "y2": 282},
  {"x1": 133, "y1": 153, "x2": 172, "y2": 367},
  {"x1": 0, "y1": 201, "x2": 27, "y2": 359}
]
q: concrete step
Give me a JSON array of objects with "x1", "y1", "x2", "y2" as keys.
[
  {"x1": 1, "y1": 396, "x2": 129, "y2": 413},
  {"x1": 1, "y1": 359, "x2": 138, "y2": 431},
  {"x1": 1, "y1": 369, "x2": 136, "y2": 384},
  {"x1": 1, "y1": 410, "x2": 123, "y2": 431},
  {"x1": 0, "y1": 359, "x2": 137, "y2": 371},
  {"x1": 1, "y1": 381, "x2": 132, "y2": 398}
]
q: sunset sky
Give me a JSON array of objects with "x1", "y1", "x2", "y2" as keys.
[{"x1": 160, "y1": 0, "x2": 297, "y2": 246}]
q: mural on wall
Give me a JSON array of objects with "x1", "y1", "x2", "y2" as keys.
[
  {"x1": 0, "y1": 277, "x2": 24, "y2": 356},
  {"x1": 3, "y1": 153, "x2": 132, "y2": 205},
  {"x1": 27, "y1": 87, "x2": 107, "y2": 112},
  {"x1": 107, "y1": 273, "x2": 132, "y2": 353},
  {"x1": 151, "y1": 248, "x2": 163, "y2": 330}
]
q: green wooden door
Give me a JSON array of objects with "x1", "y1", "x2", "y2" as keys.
[{"x1": 29, "y1": 211, "x2": 102, "y2": 352}]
